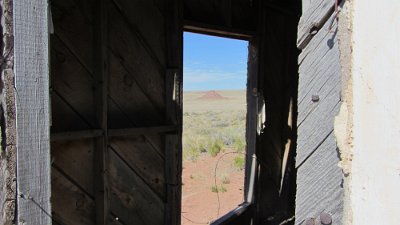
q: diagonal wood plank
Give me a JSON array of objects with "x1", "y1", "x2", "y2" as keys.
[
  {"x1": 52, "y1": 168, "x2": 95, "y2": 225},
  {"x1": 109, "y1": 150, "x2": 164, "y2": 225},
  {"x1": 109, "y1": 136, "x2": 166, "y2": 199}
]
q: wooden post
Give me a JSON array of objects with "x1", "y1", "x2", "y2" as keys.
[
  {"x1": 244, "y1": 38, "x2": 259, "y2": 202},
  {"x1": 165, "y1": 0, "x2": 183, "y2": 224},
  {"x1": 14, "y1": 0, "x2": 52, "y2": 224},
  {"x1": 93, "y1": 0, "x2": 109, "y2": 224}
]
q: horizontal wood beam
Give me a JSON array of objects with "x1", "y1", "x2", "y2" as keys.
[
  {"x1": 184, "y1": 20, "x2": 254, "y2": 40},
  {"x1": 51, "y1": 129, "x2": 104, "y2": 141},
  {"x1": 51, "y1": 126, "x2": 178, "y2": 141},
  {"x1": 108, "y1": 125, "x2": 178, "y2": 137}
]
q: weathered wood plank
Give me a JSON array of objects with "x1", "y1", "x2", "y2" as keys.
[
  {"x1": 112, "y1": 0, "x2": 167, "y2": 67},
  {"x1": 52, "y1": 168, "x2": 95, "y2": 225},
  {"x1": 255, "y1": 5, "x2": 300, "y2": 223},
  {"x1": 295, "y1": 134, "x2": 344, "y2": 225},
  {"x1": 109, "y1": 136, "x2": 166, "y2": 199},
  {"x1": 184, "y1": 21, "x2": 254, "y2": 40},
  {"x1": 108, "y1": 53, "x2": 164, "y2": 126},
  {"x1": 14, "y1": 0, "x2": 52, "y2": 224},
  {"x1": 53, "y1": 0, "x2": 167, "y2": 118},
  {"x1": 109, "y1": 4, "x2": 166, "y2": 110},
  {"x1": 109, "y1": 150, "x2": 164, "y2": 225},
  {"x1": 165, "y1": 135, "x2": 181, "y2": 225},
  {"x1": 52, "y1": 140, "x2": 95, "y2": 195},
  {"x1": 52, "y1": 130, "x2": 103, "y2": 141},
  {"x1": 109, "y1": 126, "x2": 177, "y2": 137},
  {"x1": 50, "y1": 36, "x2": 96, "y2": 128},
  {"x1": 93, "y1": 0, "x2": 110, "y2": 224},
  {"x1": 165, "y1": 0, "x2": 183, "y2": 224},
  {"x1": 244, "y1": 38, "x2": 258, "y2": 201},
  {"x1": 210, "y1": 202, "x2": 251, "y2": 225},
  {"x1": 184, "y1": 0, "x2": 257, "y2": 32},
  {"x1": 296, "y1": 93, "x2": 340, "y2": 167},
  {"x1": 296, "y1": 16, "x2": 341, "y2": 167},
  {"x1": 51, "y1": 126, "x2": 176, "y2": 141},
  {"x1": 51, "y1": 0, "x2": 94, "y2": 72},
  {"x1": 297, "y1": 0, "x2": 336, "y2": 49},
  {"x1": 107, "y1": 97, "x2": 165, "y2": 157},
  {"x1": 51, "y1": 92, "x2": 92, "y2": 132}
]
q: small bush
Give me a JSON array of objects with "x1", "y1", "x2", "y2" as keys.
[
  {"x1": 208, "y1": 140, "x2": 223, "y2": 157},
  {"x1": 233, "y1": 156, "x2": 245, "y2": 170}
]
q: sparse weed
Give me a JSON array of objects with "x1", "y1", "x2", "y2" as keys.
[
  {"x1": 221, "y1": 175, "x2": 230, "y2": 184},
  {"x1": 209, "y1": 140, "x2": 223, "y2": 157},
  {"x1": 211, "y1": 185, "x2": 227, "y2": 193},
  {"x1": 233, "y1": 156, "x2": 245, "y2": 170}
]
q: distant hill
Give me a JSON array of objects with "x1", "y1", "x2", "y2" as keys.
[{"x1": 197, "y1": 90, "x2": 227, "y2": 100}]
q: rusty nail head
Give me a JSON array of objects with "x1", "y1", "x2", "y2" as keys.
[
  {"x1": 312, "y1": 94, "x2": 320, "y2": 102},
  {"x1": 320, "y1": 212, "x2": 332, "y2": 225},
  {"x1": 304, "y1": 218, "x2": 315, "y2": 225}
]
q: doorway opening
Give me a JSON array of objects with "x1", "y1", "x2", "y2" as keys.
[{"x1": 181, "y1": 32, "x2": 249, "y2": 224}]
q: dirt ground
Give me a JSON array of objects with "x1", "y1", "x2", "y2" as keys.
[{"x1": 181, "y1": 152, "x2": 245, "y2": 225}]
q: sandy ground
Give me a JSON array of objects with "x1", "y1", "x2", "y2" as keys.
[{"x1": 181, "y1": 152, "x2": 245, "y2": 225}]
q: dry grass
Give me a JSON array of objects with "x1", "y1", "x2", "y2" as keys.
[{"x1": 183, "y1": 90, "x2": 246, "y2": 162}]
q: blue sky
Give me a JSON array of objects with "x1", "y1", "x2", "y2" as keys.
[{"x1": 183, "y1": 32, "x2": 248, "y2": 91}]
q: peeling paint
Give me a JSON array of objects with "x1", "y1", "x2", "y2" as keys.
[{"x1": 335, "y1": 1, "x2": 354, "y2": 224}]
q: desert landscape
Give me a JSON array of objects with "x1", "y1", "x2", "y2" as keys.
[{"x1": 182, "y1": 90, "x2": 247, "y2": 224}]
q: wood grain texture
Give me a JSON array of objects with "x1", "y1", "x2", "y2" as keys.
[
  {"x1": 50, "y1": 93, "x2": 92, "y2": 131},
  {"x1": 52, "y1": 168, "x2": 95, "y2": 225},
  {"x1": 51, "y1": 0, "x2": 94, "y2": 72},
  {"x1": 109, "y1": 136, "x2": 165, "y2": 199},
  {"x1": 14, "y1": 0, "x2": 52, "y2": 224},
  {"x1": 295, "y1": 134, "x2": 344, "y2": 225},
  {"x1": 296, "y1": 15, "x2": 341, "y2": 167},
  {"x1": 255, "y1": 5, "x2": 300, "y2": 223},
  {"x1": 107, "y1": 97, "x2": 165, "y2": 157},
  {"x1": 108, "y1": 53, "x2": 164, "y2": 126},
  {"x1": 112, "y1": 0, "x2": 167, "y2": 67},
  {"x1": 109, "y1": 150, "x2": 164, "y2": 225},
  {"x1": 109, "y1": 3, "x2": 166, "y2": 111},
  {"x1": 50, "y1": 36, "x2": 96, "y2": 130},
  {"x1": 52, "y1": 140, "x2": 95, "y2": 195},
  {"x1": 297, "y1": 0, "x2": 335, "y2": 49},
  {"x1": 295, "y1": 7, "x2": 343, "y2": 225}
]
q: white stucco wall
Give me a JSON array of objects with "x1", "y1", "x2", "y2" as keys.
[{"x1": 352, "y1": 1, "x2": 400, "y2": 224}]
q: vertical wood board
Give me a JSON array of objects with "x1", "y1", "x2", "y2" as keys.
[
  {"x1": 244, "y1": 39, "x2": 258, "y2": 201},
  {"x1": 14, "y1": 0, "x2": 52, "y2": 224}
]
